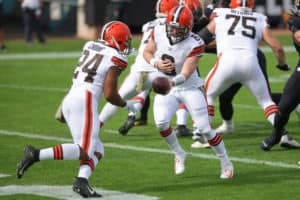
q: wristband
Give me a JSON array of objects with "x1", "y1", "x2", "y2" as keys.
[
  {"x1": 172, "y1": 74, "x2": 186, "y2": 86},
  {"x1": 149, "y1": 58, "x2": 158, "y2": 68}
]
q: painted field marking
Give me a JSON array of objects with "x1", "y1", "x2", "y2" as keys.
[
  {"x1": 1, "y1": 129, "x2": 299, "y2": 169},
  {"x1": 0, "y1": 185, "x2": 158, "y2": 200},
  {"x1": 0, "y1": 46, "x2": 295, "y2": 60},
  {"x1": 0, "y1": 173, "x2": 10, "y2": 178}
]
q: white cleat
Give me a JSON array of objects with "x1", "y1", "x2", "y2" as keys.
[
  {"x1": 279, "y1": 134, "x2": 300, "y2": 149},
  {"x1": 174, "y1": 152, "x2": 186, "y2": 175},
  {"x1": 191, "y1": 140, "x2": 210, "y2": 149},
  {"x1": 220, "y1": 162, "x2": 234, "y2": 179},
  {"x1": 215, "y1": 120, "x2": 234, "y2": 134}
]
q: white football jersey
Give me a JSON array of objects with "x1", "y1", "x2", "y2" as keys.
[
  {"x1": 130, "y1": 18, "x2": 165, "y2": 72},
  {"x1": 213, "y1": 8, "x2": 268, "y2": 54},
  {"x1": 152, "y1": 24, "x2": 205, "y2": 89},
  {"x1": 71, "y1": 41, "x2": 128, "y2": 99}
]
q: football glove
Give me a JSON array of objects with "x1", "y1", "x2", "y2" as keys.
[{"x1": 276, "y1": 64, "x2": 291, "y2": 71}]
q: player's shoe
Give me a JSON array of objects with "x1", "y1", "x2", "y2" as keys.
[
  {"x1": 17, "y1": 145, "x2": 39, "y2": 179},
  {"x1": 215, "y1": 120, "x2": 234, "y2": 134},
  {"x1": 134, "y1": 118, "x2": 147, "y2": 126},
  {"x1": 260, "y1": 132, "x2": 281, "y2": 151},
  {"x1": 175, "y1": 125, "x2": 193, "y2": 137},
  {"x1": 73, "y1": 177, "x2": 102, "y2": 198},
  {"x1": 279, "y1": 134, "x2": 300, "y2": 149},
  {"x1": 220, "y1": 162, "x2": 234, "y2": 179},
  {"x1": 174, "y1": 152, "x2": 186, "y2": 175},
  {"x1": 191, "y1": 134, "x2": 210, "y2": 149},
  {"x1": 118, "y1": 115, "x2": 135, "y2": 135}
]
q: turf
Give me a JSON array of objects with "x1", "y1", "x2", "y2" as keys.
[{"x1": 0, "y1": 34, "x2": 300, "y2": 200}]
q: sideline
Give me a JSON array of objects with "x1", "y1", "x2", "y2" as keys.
[{"x1": 1, "y1": 129, "x2": 300, "y2": 169}]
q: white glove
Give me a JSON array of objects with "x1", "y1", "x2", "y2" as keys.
[{"x1": 123, "y1": 100, "x2": 139, "y2": 114}]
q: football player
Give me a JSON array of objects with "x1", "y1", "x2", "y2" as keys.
[
  {"x1": 144, "y1": 5, "x2": 233, "y2": 178},
  {"x1": 261, "y1": 0, "x2": 300, "y2": 151},
  {"x1": 204, "y1": 0, "x2": 289, "y2": 148},
  {"x1": 16, "y1": 21, "x2": 137, "y2": 198}
]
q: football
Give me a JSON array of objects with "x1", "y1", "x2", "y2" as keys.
[{"x1": 152, "y1": 76, "x2": 171, "y2": 95}]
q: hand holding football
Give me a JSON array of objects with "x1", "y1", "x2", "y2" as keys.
[{"x1": 152, "y1": 76, "x2": 171, "y2": 95}]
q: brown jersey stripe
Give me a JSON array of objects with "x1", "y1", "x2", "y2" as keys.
[
  {"x1": 188, "y1": 46, "x2": 205, "y2": 57},
  {"x1": 82, "y1": 90, "x2": 93, "y2": 153},
  {"x1": 205, "y1": 53, "x2": 222, "y2": 91},
  {"x1": 111, "y1": 56, "x2": 127, "y2": 69}
]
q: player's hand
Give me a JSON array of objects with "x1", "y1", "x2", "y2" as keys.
[
  {"x1": 157, "y1": 60, "x2": 175, "y2": 73},
  {"x1": 124, "y1": 100, "x2": 139, "y2": 114},
  {"x1": 276, "y1": 64, "x2": 291, "y2": 71}
]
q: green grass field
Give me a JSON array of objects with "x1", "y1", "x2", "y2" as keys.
[{"x1": 0, "y1": 35, "x2": 300, "y2": 200}]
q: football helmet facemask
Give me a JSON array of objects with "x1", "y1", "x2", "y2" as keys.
[
  {"x1": 99, "y1": 21, "x2": 133, "y2": 55},
  {"x1": 166, "y1": 5, "x2": 193, "y2": 45},
  {"x1": 155, "y1": 0, "x2": 180, "y2": 18},
  {"x1": 230, "y1": 0, "x2": 254, "y2": 9}
]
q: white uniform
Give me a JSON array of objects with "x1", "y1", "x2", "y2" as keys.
[
  {"x1": 62, "y1": 40, "x2": 128, "y2": 158},
  {"x1": 152, "y1": 22, "x2": 232, "y2": 177},
  {"x1": 151, "y1": 24, "x2": 208, "y2": 132},
  {"x1": 98, "y1": 19, "x2": 167, "y2": 124},
  {"x1": 205, "y1": 8, "x2": 277, "y2": 123}
]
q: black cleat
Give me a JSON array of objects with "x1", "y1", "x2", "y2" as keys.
[
  {"x1": 17, "y1": 145, "x2": 39, "y2": 178},
  {"x1": 175, "y1": 125, "x2": 193, "y2": 137},
  {"x1": 260, "y1": 133, "x2": 281, "y2": 151},
  {"x1": 118, "y1": 115, "x2": 135, "y2": 135},
  {"x1": 73, "y1": 177, "x2": 102, "y2": 198}
]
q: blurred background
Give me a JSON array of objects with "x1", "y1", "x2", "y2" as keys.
[{"x1": 0, "y1": 0, "x2": 295, "y2": 39}]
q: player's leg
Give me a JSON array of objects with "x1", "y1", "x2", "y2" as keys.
[
  {"x1": 205, "y1": 54, "x2": 236, "y2": 123},
  {"x1": 183, "y1": 89, "x2": 233, "y2": 179},
  {"x1": 119, "y1": 90, "x2": 149, "y2": 135},
  {"x1": 261, "y1": 70, "x2": 300, "y2": 150},
  {"x1": 134, "y1": 93, "x2": 150, "y2": 126},
  {"x1": 175, "y1": 103, "x2": 192, "y2": 137},
  {"x1": 153, "y1": 93, "x2": 186, "y2": 175},
  {"x1": 216, "y1": 83, "x2": 242, "y2": 134},
  {"x1": 99, "y1": 71, "x2": 140, "y2": 127}
]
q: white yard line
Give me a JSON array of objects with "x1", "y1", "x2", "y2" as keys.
[
  {"x1": 0, "y1": 185, "x2": 158, "y2": 200},
  {"x1": 1, "y1": 129, "x2": 299, "y2": 169},
  {"x1": 0, "y1": 46, "x2": 295, "y2": 60}
]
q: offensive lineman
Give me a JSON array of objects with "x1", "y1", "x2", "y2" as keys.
[{"x1": 204, "y1": 0, "x2": 287, "y2": 139}]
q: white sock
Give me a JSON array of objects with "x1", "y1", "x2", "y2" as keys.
[
  {"x1": 164, "y1": 132, "x2": 185, "y2": 155},
  {"x1": 39, "y1": 144, "x2": 80, "y2": 161}
]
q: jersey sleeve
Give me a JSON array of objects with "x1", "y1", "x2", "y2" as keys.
[{"x1": 111, "y1": 55, "x2": 128, "y2": 70}]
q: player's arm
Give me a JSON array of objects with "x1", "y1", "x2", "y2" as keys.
[
  {"x1": 103, "y1": 67, "x2": 126, "y2": 107},
  {"x1": 262, "y1": 28, "x2": 286, "y2": 66},
  {"x1": 294, "y1": 30, "x2": 300, "y2": 45}
]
